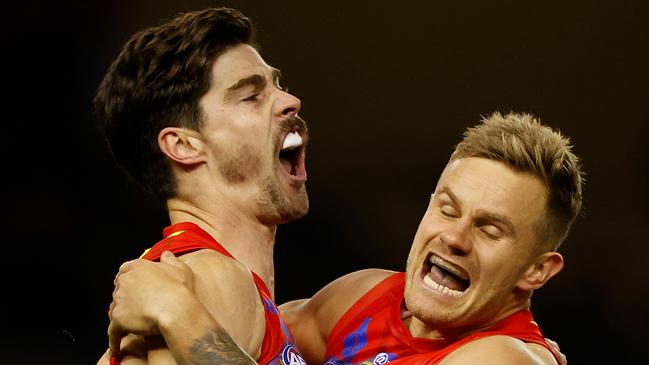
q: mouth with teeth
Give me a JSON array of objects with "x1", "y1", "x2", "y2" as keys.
[
  {"x1": 421, "y1": 254, "x2": 470, "y2": 298},
  {"x1": 278, "y1": 129, "x2": 307, "y2": 184}
]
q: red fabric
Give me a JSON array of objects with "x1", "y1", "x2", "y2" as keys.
[
  {"x1": 325, "y1": 272, "x2": 560, "y2": 365},
  {"x1": 111, "y1": 222, "x2": 301, "y2": 365},
  {"x1": 141, "y1": 221, "x2": 235, "y2": 260},
  {"x1": 109, "y1": 355, "x2": 119, "y2": 365}
]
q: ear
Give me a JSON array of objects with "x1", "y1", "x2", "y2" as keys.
[
  {"x1": 516, "y1": 252, "x2": 564, "y2": 291},
  {"x1": 158, "y1": 127, "x2": 205, "y2": 166}
]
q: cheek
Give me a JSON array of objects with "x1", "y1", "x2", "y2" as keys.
[
  {"x1": 480, "y1": 249, "x2": 526, "y2": 284},
  {"x1": 219, "y1": 143, "x2": 264, "y2": 182},
  {"x1": 412, "y1": 211, "x2": 439, "y2": 242},
  {"x1": 405, "y1": 240, "x2": 425, "y2": 278},
  {"x1": 476, "y1": 246, "x2": 511, "y2": 273},
  {"x1": 407, "y1": 230, "x2": 427, "y2": 260}
]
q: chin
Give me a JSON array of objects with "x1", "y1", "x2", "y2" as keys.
[
  {"x1": 405, "y1": 287, "x2": 464, "y2": 326},
  {"x1": 257, "y1": 176, "x2": 309, "y2": 222},
  {"x1": 258, "y1": 190, "x2": 309, "y2": 225},
  {"x1": 281, "y1": 193, "x2": 309, "y2": 222}
]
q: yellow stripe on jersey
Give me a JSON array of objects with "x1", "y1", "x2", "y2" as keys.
[
  {"x1": 139, "y1": 248, "x2": 150, "y2": 258},
  {"x1": 168, "y1": 230, "x2": 185, "y2": 238},
  {"x1": 139, "y1": 230, "x2": 186, "y2": 258}
]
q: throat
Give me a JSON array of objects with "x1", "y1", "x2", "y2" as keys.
[
  {"x1": 228, "y1": 239, "x2": 277, "y2": 297},
  {"x1": 167, "y1": 206, "x2": 278, "y2": 298}
]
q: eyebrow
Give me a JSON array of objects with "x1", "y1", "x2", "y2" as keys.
[
  {"x1": 224, "y1": 67, "x2": 282, "y2": 100},
  {"x1": 437, "y1": 186, "x2": 517, "y2": 236},
  {"x1": 437, "y1": 186, "x2": 459, "y2": 205}
]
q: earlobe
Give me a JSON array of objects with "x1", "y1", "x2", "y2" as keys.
[
  {"x1": 158, "y1": 127, "x2": 205, "y2": 166},
  {"x1": 517, "y1": 252, "x2": 564, "y2": 291}
]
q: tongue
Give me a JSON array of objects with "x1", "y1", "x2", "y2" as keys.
[{"x1": 430, "y1": 265, "x2": 466, "y2": 291}]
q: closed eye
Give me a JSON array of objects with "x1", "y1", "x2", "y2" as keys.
[
  {"x1": 440, "y1": 205, "x2": 458, "y2": 218},
  {"x1": 480, "y1": 225, "x2": 503, "y2": 240},
  {"x1": 242, "y1": 93, "x2": 260, "y2": 102}
]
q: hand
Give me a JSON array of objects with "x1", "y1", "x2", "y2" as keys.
[
  {"x1": 108, "y1": 251, "x2": 195, "y2": 357},
  {"x1": 545, "y1": 337, "x2": 567, "y2": 365}
]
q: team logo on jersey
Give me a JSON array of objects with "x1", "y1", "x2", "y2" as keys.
[
  {"x1": 342, "y1": 317, "x2": 371, "y2": 359},
  {"x1": 372, "y1": 352, "x2": 390, "y2": 365},
  {"x1": 282, "y1": 344, "x2": 306, "y2": 365}
]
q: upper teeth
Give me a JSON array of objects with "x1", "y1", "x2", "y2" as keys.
[{"x1": 282, "y1": 132, "x2": 303, "y2": 151}]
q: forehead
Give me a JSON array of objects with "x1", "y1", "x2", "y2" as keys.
[
  {"x1": 209, "y1": 43, "x2": 273, "y2": 90},
  {"x1": 436, "y1": 157, "x2": 548, "y2": 225}
]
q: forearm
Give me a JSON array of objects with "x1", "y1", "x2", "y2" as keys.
[{"x1": 157, "y1": 290, "x2": 257, "y2": 365}]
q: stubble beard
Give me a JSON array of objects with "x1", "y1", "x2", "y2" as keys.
[
  {"x1": 256, "y1": 174, "x2": 309, "y2": 225},
  {"x1": 218, "y1": 143, "x2": 308, "y2": 224},
  {"x1": 257, "y1": 116, "x2": 309, "y2": 224},
  {"x1": 217, "y1": 131, "x2": 309, "y2": 225},
  {"x1": 218, "y1": 143, "x2": 262, "y2": 184}
]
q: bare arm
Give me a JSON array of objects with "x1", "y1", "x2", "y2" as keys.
[
  {"x1": 108, "y1": 251, "x2": 258, "y2": 365},
  {"x1": 280, "y1": 269, "x2": 396, "y2": 364}
]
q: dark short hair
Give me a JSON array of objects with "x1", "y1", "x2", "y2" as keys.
[{"x1": 94, "y1": 7, "x2": 254, "y2": 199}]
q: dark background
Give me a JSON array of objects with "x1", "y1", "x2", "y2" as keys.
[{"x1": 3, "y1": 0, "x2": 648, "y2": 363}]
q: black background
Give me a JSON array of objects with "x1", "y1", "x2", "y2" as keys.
[{"x1": 3, "y1": 1, "x2": 648, "y2": 364}]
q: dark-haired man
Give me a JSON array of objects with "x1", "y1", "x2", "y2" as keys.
[{"x1": 95, "y1": 7, "x2": 310, "y2": 364}]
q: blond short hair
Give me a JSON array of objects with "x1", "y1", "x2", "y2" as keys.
[{"x1": 452, "y1": 112, "x2": 584, "y2": 250}]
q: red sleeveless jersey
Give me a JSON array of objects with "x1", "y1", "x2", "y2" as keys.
[
  {"x1": 324, "y1": 272, "x2": 559, "y2": 365},
  {"x1": 111, "y1": 222, "x2": 306, "y2": 365}
]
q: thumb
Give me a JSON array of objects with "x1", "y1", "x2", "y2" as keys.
[{"x1": 160, "y1": 250, "x2": 182, "y2": 266}]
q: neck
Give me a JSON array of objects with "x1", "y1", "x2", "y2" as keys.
[{"x1": 167, "y1": 198, "x2": 277, "y2": 298}]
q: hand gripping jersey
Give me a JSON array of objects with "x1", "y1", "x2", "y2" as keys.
[
  {"x1": 324, "y1": 272, "x2": 560, "y2": 365},
  {"x1": 110, "y1": 222, "x2": 306, "y2": 365}
]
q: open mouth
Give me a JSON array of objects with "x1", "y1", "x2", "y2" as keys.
[
  {"x1": 422, "y1": 254, "x2": 470, "y2": 297},
  {"x1": 279, "y1": 131, "x2": 306, "y2": 178}
]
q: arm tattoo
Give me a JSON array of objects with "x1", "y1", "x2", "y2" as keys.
[{"x1": 185, "y1": 329, "x2": 257, "y2": 365}]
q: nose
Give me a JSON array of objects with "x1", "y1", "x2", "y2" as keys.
[
  {"x1": 439, "y1": 220, "x2": 472, "y2": 256},
  {"x1": 275, "y1": 89, "x2": 301, "y2": 118}
]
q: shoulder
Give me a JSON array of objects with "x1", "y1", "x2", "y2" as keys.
[
  {"x1": 289, "y1": 268, "x2": 397, "y2": 325},
  {"x1": 317, "y1": 268, "x2": 398, "y2": 332},
  {"x1": 304, "y1": 268, "x2": 398, "y2": 308},
  {"x1": 180, "y1": 249, "x2": 261, "y2": 306},
  {"x1": 279, "y1": 269, "x2": 397, "y2": 364},
  {"x1": 181, "y1": 249, "x2": 253, "y2": 283},
  {"x1": 440, "y1": 336, "x2": 558, "y2": 365},
  {"x1": 326, "y1": 268, "x2": 399, "y2": 292},
  {"x1": 177, "y1": 249, "x2": 266, "y2": 359}
]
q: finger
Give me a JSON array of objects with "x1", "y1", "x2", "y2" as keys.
[
  {"x1": 160, "y1": 250, "x2": 181, "y2": 266},
  {"x1": 108, "y1": 301, "x2": 115, "y2": 318},
  {"x1": 107, "y1": 321, "x2": 123, "y2": 358},
  {"x1": 545, "y1": 337, "x2": 567, "y2": 365},
  {"x1": 161, "y1": 251, "x2": 192, "y2": 273},
  {"x1": 114, "y1": 261, "x2": 133, "y2": 285}
]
